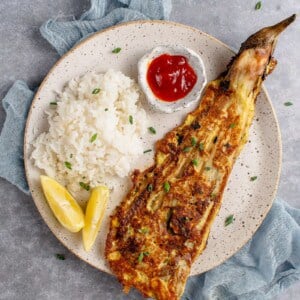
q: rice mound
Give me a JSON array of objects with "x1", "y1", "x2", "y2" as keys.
[{"x1": 31, "y1": 69, "x2": 148, "y2": 194}]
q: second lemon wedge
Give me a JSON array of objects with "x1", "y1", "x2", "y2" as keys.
[
  {"x1": 82, "y1": 186, "x2": 109, "y2": 251},
  {"x1": 40, "y1": 175, "x2": 85, "y2": 233}
]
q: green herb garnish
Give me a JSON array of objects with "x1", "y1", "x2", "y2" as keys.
[
  {"x1": 148, "y1": 127, "x2": 156, "y2": 134},
  {"x1": 143, "y1": 149, "x2": 152, "y2": 154},
  {"x1": 129, "y1": 115, "x2": 133, "y2": 124},
  {"x1": 229, "y1": 123, "x2": 236, "y2": 129},
  {"x1": 138, "y1": 228, "x2": 149, "y2": 234},
  {"x1": 55, "y1": 254, "x2": 65, "y2": 260},
  {"x1": 138, "y1": 252, "x2": 144, "y2": 263},
  {"x1": 64, "y1": 161, "x2": 72, "y2": 170},
  {"x1": 70, "y1": 154, "x2": 73, "y2": 158},
  {"x1": 92, "y1": 88, "x2": 101, "y2": 94},
  {"x1": 192, "y1": 159, "x2": 198, "y2": 166},
  {"x1": 284, "y1": 101, "x2": 293, "y2": 106},
  {"x1": 112, "y1": 47, "x2": 121, "y2": 54},
  {"x1": 225, "y1": 214, "x2": 235, "y2": 226},
  {"x1": 191, "y1": 137, "x2": 197, "y2": 146},
  {"x1": 50, "y1": 102, "x2": 57, "y2": 106},
  {"x1": 138, "y1": 251, "x2": 149, "y2": 263},
  {"x1": 255, "y1": 1, "x2": 261, "y2": 10},
  {"x1": 163, "y1": 182, "x2": 170, "y2": 193},
  {"x1": 90, "y1": 133, "x2": 98, "y2": 143},
  {"x1": 79, "y1": 182, "x2": 90, "y2": 191},
  {"x1": 199, "y1": 143, "x2": 204, "y2": 151},
  {"x1": 205, "y1": 166, "x2": 211, "y2": 171},
  {"x1": 147, "y1": 184, "x2": 153, "y2": 192},
  {"x1": 250, "y1": 176, "x2": 258, "y2": 181},
  {"x1": 105, "y1": 108, "x2": 108, "y2": 111},
  {"x1": 183, "y1": 147, "x2": 192, "y2": 153}
]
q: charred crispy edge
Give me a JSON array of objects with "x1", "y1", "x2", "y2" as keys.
[
  {"x1": 104, "y1": 164, "x2": 158, "y2": 295},
  {"x1": 221, "y1": 14, "x2": 296, "y2": 78},
  {"x1": 240, "y1": 14, "x2": 296, "y2": 51}
]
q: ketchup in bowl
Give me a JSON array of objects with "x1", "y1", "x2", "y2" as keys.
[
  {"x1": 138, "y1": 46, "x2": 206, "y2": 113},
  {"x1": 146, "y1": 54, "x2": 197, "y2": 102}
]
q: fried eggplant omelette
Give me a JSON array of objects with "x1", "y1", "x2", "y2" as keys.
[{"x1": 105, "y1": 15, "x2": 296, "y2": 300}]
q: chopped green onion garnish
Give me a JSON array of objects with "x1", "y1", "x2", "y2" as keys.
[
  {"x1": 255, "y1": 1, "x2": 262, "y2": 10},
  {"x1": 192, "y1": 159, "x2": 198, "y2": 166},
  {"x1": 138, "y1": 252, "x2": 144, "y2": 263},
  {"x1": 205, "y1": 166, "x2": 211, "y2": 171},
  {"x1": 191, "y1": 137, "x2": 197, "y2": 146},
  {"x1": 79, "y1": 182, "x2": 90, "y2": 191},
  {"x1": 225, "y1": 214, "x2": 234, "y2": 226},
  {"x1": 70, "y1": 154, "x2": 73, "y2": 158},
  {"x1": 199, "y1": 143, "x2": 204, "y2": 151},
  {"x1": 90, "y1": 133, "x2": 97, "y2": 143},
  {"x1": 64, "y1": 161, "x2": 72, "y2": 170},
  {"x1": 112, "y1": 47, "x2": 121, "y2": 53},
  {"x1": 183, "y1": 147, "x2": 192, "y2": 153},
  {"x1": 138, "y1": 228, "x2": 149, "y2": 234},
  {"x1": 250, "y1": 176, "x2": 258, "y2": 181},
  {"x1": 55, "y1": 254, "x2": 65, "y2": 260},
  {"x1": 105, "y1": 108, "x2": 108, "y2": 111},
  {"x1": 147, "y1": 184, "x2": 153, "y2": 192},
  {"x1": 143, "y1": 149, "x2": 152, "y2": 154},
  {"x1": 138, "y1": 251, "x2": 149, "y2": 263},
  {"x1": 50, "y1": 102, "x2": 57, "y2": 106},
  {"x1": 92, "y1": 88, "x2": 101, "y2": 94},
  {"x1": 284, "y1": 101, "x2": 293, "y2": 106},
  {"x1": 229, "y1": 123, "x2": 236, "y2": 128},
  {"x1": 129, "y1": 115, "x2": 133, "y2": 124},
  {"x1": 163, "y1": 182, "x2": 170, "y2": 193},
  {"x1": 148, "y1": 127, "x2": 156, "y2": 134}
]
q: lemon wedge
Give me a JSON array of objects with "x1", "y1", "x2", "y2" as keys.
[
  {"x1": 82, "y1": 186, "x2": 109, "y2": 251},
  {"x1": 40, "y1": 175, "x2": 85, "y2": 233}
]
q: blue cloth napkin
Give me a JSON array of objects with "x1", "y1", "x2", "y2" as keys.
[
  {"x1": 0, "y1": 80, "x2": 34, "y2": 194},
  {"x1": 0, "y1": 1, "x2": 299, "y2": 299},
  {"x1": 183, "y1": 200, "x2": 300, "y2": 300}
]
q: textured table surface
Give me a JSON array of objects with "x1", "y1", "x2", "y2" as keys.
[{"x1": 0, "y1": 1, "x2": 299, "y2": 299}]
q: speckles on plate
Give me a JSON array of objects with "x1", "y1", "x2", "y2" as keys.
[{"x1": 24, "y1": 20, "x2": 281, "y2": 277}]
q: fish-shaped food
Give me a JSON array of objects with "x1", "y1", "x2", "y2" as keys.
[{"x1": 105, "y1": 15, "x2": 295, "y2": 300}]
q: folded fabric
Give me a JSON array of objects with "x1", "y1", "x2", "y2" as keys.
[
  {"x1": 0, "y1": 1, "x2": 299, "y2": 299},
  {"x1": 40, "y1": 0, "x2": 172, "y2": 56},
  {"x1": 183, "y1": 199, "x2": 300, "y2": 300},
  {"x1": 0, "y1": 81, "x2": 34, "y2": 194},
  {"x1": 0, "y1": 0, "x2": 171, "y2": 194}
]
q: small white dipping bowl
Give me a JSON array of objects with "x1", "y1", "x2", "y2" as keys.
[{"x1": 138, "y1": 45, "x2": 207, "y2": 113}]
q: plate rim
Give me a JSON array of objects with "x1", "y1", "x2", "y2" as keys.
[{"x1": 23, "y1": 19, "x2": 282, "y2": 276}]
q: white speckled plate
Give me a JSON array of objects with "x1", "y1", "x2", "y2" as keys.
[{"x1": 24, "y1": 21, "x2": 281, "y2": 276}]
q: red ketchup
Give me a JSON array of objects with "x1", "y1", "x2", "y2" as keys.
[{"x1": 146, "y1": 54, "x2": 197, "y2": 102}]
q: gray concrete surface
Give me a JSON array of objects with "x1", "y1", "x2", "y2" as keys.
[{"x1": 0, "y1": 0, "x2": 299, "y2": 299}]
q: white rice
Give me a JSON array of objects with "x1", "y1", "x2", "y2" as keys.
[{"x1": 31, "y1": 69, "x2": 149, "y2": 195}]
